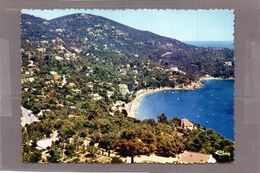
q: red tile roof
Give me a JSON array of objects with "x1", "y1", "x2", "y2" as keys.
[{"x1": 181, "y1": 118, "x2": 194, "y2": 128}]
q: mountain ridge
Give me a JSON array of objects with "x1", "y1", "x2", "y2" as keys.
[
  {"x1": 21, "y1": 13, "x2": 234, "y2": 78},
  {"x1": 23, "y1": 13, "x2": 190, "y2": 45},
  {"x1": 21, "y1": 13, "x2": 191, "y2": 49}
]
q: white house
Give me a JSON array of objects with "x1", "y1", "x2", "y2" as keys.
[
  {"x1": 21, "y1": 107, "x2": 39, "y2": 127},
  {"x1": 35, "y1": 131, "x2": 59, "y2": 150},
  {"x1": 118, "y1": 84, "x2": 129, "y2": 96}
]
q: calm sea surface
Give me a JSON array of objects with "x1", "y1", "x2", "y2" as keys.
[
  {"x1": 185, "y1": 41, "x2": 234, "y2": 49},
  {"x1": 136, "y1": 80, "x2": 234, "y2": 140}
]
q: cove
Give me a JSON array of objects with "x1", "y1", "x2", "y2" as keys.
[{"x1": 136, "y1": 80, "x2": 234, "y2": 141}]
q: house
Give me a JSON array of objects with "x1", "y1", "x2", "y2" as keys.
[
  {"x1": 71, "y1": 89, "x2": 82, "y2": 94},
  {"x1": 54, "y1": 55, "x2": 64, "y2": 61},
  {"x1": 61, "y1": 75, "x2": 67, "y2": 87},
  {"x1": 50, "y1": 71, "x2": 61, "y2": 80},
  {"x1": 181, "y1": 118, "x2": 194, "y2": 130},
  {"x1": 91, "y1": 93, "x2": 103, "y2": 100},
  {"x1": 36, "y1": 47, "x2": 46, "y2": 53},
  {"x1": 118, "y1": 84, "x2": 129, "y2": 96},
  {"x1": 27, "y1": 77, "x2": 35, "y2": 83},
  {"x1": 224, "y1": 61, "x2": 233, "y2": 66},
  {"x1": 69, "y1": 137, "x2": 74, "y2": 144},
  {"x1": 82, "y1": 137, "x2": 92, "y2": 150},
  {"x1": 111, "y1": 100, "x2": 126, "y2": 112},
  {"x1": 119, "y1": 69, "x2": 127, "y2": 76},
  {"x1": 171, "y1": 67, "x2": 179, "y2": 71},
  {"x1": 68, "y1": 114, "x2": 77, "y2": 119},
  {"x1": 178, "y1": 151, "x2": 216, "y2": 164},
  {"x1": 35, "y1": 131, "x2": 59, "y2": 150},
  {"x1": 57, "y1": 103, "x2": 64, "y2": 108},
  {"x1": 86, "y1": 82, "x2": 94, "y2": 90},
  {"x1": 107, "y1": 91, "x2": 114, "y2": 98},
  {"x1": 21, "y1": 107, "x2": 39, "y2": 127},
  {"x1": 67, "y1": 82, "x2": 76, "y2": 88}
]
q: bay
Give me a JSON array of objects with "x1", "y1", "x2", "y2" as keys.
[{"x1": 136, "y1": 80, "x2": 234, "y2": 141}]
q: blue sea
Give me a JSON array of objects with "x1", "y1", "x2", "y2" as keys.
[
  {"x1": 136, "y1": 80, "x2": 234, "y2": 141},
  {"x1": 185, "y1": 41, "x2": 234, "y2": 50}
]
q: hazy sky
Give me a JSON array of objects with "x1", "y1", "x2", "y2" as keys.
[{"x1": 22, "y1": 9, "x2": 234, "y2": 42}]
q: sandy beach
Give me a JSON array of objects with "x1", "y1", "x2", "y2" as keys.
[{"x1": 126, "y1": 80, "x2": 201, "y2": 118}]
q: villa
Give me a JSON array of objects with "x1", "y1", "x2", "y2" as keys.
[
  {"x1": 21, "y1": 107, "x2": 39, "y2": 127},
  {"x1": 91, "y1": 93, "x2": 103, "y2": 100},
  {"x1": 181, "y1": 118, "x2": 194, "y2": 130},
  {"x1": 35, "y1": 131, "x2": 59, "y2": 150},
  {"x1": 118, "y1": 84, "x2": 129, "y2": 96}
]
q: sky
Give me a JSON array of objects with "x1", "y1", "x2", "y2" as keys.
[{"x1": 22, "y1": 9, "x2": 234, "y2": 42}]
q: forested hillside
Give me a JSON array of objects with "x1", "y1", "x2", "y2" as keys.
[{"x1": 21, "y1": 13, "x2": 234, "y2": 163}]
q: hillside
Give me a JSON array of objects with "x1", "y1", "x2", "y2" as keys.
[
  {"x1": 21, "y1": 13, "x2": 234, "y2": 78},
  {"x1": 21, "y1": 13, "x2": 234, "y2": 164}
]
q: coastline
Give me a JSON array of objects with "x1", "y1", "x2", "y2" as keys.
[
  {"x1": 126, "y1": 80, "x2": 201, "y2": 118},
  {"x1": 126, "y1": 77, "x2": 234, "y2": 118},
  {"x1": 199, "y1": 75, "x2": 234, "y2": 81}
]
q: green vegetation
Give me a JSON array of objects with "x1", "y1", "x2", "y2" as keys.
[
  {"x1": 22, "y1": 107, "x2": 234, "y2": 163},
  {"x1": 21, "y1": 39, "x2": 234, "y2": 164},
  {"x1": 21, "y1": 13, "x2": 234, "y2": 164}
]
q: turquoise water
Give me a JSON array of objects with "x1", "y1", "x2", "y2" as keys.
[{"x1": 136, "y1": 80, "x2": 234, "y2": 140}]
